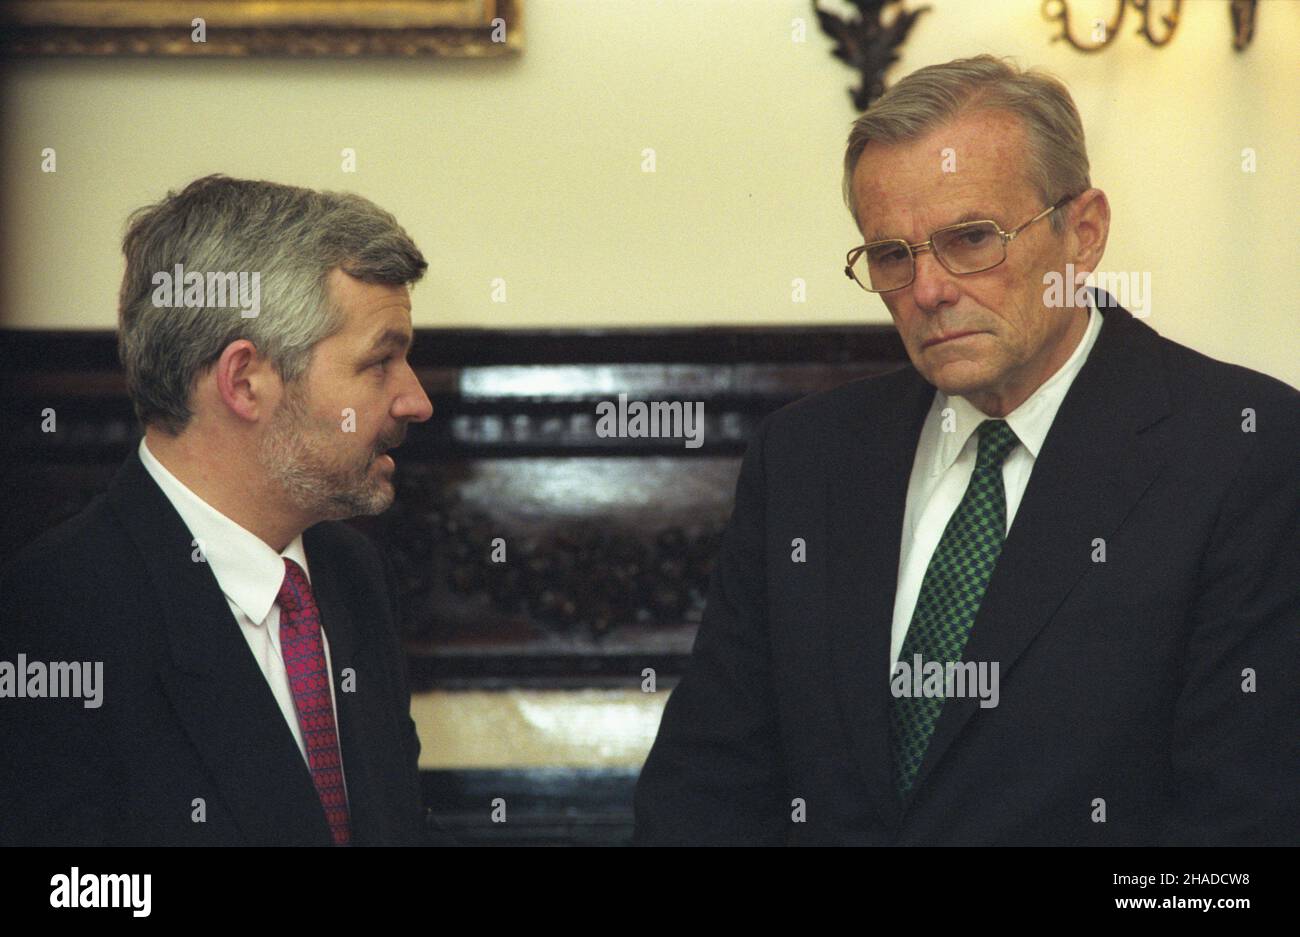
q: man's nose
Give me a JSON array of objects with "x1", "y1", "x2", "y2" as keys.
[
  {"x1": 910, "y1": 249, "x2": 960, "y2": 312},
  {"x1": 393, "y1": 362, "x2": 434, "y2": 423}
]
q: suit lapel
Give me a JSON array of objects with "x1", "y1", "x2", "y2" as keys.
[
  {"x1": 107, "y1": 450, "x2": 332, "y2": 845},
  {"x1": 824, "y1": 366, "x2": 935, "y2": 830},
  {"x1": 301, "y1": 528, "x2": 393, "y2": 846},
  {"x1": 905, "y1": 300, "x2": 1174, "y2": 801}
]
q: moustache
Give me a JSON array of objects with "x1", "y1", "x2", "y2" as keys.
[{"x1": 374, "y1": 433, "x2": 407, "y2": 456}]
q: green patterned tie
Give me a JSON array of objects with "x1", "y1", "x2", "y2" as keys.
[{"x1": 890, "y1": 418, "x2": 1020, "y2": 798}]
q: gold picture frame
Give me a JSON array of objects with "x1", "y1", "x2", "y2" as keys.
[{"x1": 0, "y1": 0, "x2": 523, "y2": 57}]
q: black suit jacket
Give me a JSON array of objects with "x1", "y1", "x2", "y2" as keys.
[
  {"x1": 635, "y1": 300, "x2": 1299, "y2": 845},
  {"x1": 0, "y1": 445, "x2": 443, "y2": 845}
]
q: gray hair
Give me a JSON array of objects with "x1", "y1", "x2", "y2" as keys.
[
  {"x1": 117, "y1": 174, "x2": 427, "y2": 435},
  {"x1": 843, "y1": 54, "x2": 1090, "y2": 235}
]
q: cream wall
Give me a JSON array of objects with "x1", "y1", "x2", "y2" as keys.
[{"x1": 2, "y1": 0, "x2": 1297, "y2": 386}]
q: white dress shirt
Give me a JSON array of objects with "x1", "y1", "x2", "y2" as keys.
[
  {"x1": 889, "y1": 298, "x2": 1103, "y2": 672},
  {"x1": 138, "y1": 437, "x2": 348, "y2": 789}
]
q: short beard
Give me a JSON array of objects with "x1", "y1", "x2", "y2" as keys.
[{"x1": 257, "y1": 379, "x2": 394, "y2": 521}]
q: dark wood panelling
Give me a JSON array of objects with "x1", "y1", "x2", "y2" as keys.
[{"x1": 1, "y1": 326, "x2": 908, "y2": 686}]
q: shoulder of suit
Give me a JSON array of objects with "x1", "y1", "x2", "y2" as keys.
[
  {"x1": 0, "y1": 492, "x2": 125, "y2": 649},
  {"x1": 1, "y1": 492, "x2": 118, "y2": 595},
  {"x1": 1134, "y1": 323, "x2": 1299, "y2": 475},
  {"x1": 1147, "y1": 326, "x2": 1298, "y2": 410},
  {"x1": 761, "y1": 364, "x2": 925, "y2": 437}
]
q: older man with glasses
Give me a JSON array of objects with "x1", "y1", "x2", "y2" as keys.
[{"x1": 635, "y1": 55, "x2": 1298, "y2": 846}]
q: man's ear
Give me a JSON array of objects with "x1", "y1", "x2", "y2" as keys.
[
  {"x1": 1064, "y1": 187, "x2": 1110, "y2": 281},
  {"x1": 211, "y1": 339, "x2": 272, "y2": 425}
]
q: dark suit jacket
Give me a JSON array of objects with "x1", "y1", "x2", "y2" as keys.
[
  {"x1": 0, "y1": 445, "x2": 445, "y2": 845},
  {"x1": 635, "y1": 299, "x2": 1299, "y2": 845}
]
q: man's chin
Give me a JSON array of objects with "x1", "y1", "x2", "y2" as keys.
[
  {"x1": 313, "y1": 465, "x2": 396, "y2": 519},
  {"x1": 320, "y1": 487, "x2": 393, "y2": 520},
  {"x1": 355, "y1": 471, "x2": 396, "y2": 515},
  {"x1": 922, "y1": 361, "x2": 993, "y2": 398}
]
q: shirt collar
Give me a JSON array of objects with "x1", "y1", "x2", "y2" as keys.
[
  {"x1": 930, "y1": 294, "x2": 1103, "y2": 476},
  {"x1": 137, "y1": 437, "x2": 310, "y2": 626}
]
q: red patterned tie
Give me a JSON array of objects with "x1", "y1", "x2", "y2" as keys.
[{"x1": 277, "y1": 557, "x2": 352, "y2": 846}]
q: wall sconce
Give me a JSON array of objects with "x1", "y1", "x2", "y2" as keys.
[
  {"x1": 814, "y1": 0, "x2": 931, "y2": 111},
  {"x1": 1042, "y1": 0, "x2": 1258, "y2": 53}
]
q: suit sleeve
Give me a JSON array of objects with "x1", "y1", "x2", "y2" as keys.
[
  {"x1": 1164, "y1": 394, "x2": 1300, "y2": 844},
  {"x1": 633, "y1": 417, "x2": 788, "y2": 845},
  {"x1": 0, "y1": 552, "x2": 109, "y2": 846}
]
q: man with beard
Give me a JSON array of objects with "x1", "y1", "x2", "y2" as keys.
[{"x1": 0, "y1": 175, "x2": 445, "y2": 845}]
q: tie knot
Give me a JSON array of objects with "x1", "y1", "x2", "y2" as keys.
[
  {"x1": 277, "y1": 557, "x2": 312, "y2": 613},
  {"x1": 975, "y1": 419, "x2": 1019, "y2": 470}
]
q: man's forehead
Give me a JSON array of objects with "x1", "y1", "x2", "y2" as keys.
[
  {"x1": 857, "y1": 109, "x2": 1028, "y2": 176},
  {"x1": 327, "y1": 267, "x2": 410, "y2": 310},
  {"x1": 325, "y1": 270, "x2": 412, "y2": 334},
  {"x1": 852, "y1": 110, "x2": 1031, "y2": 235},
  {"x1": 363, "y1": 323, "x2": 413, "y2": 351},
  {"x1": 857, "y1": 183, "x2": 1020, "y2": 242}
]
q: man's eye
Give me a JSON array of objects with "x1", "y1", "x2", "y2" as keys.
[
  {"x1": 871, "y1": 246, "x2": 908, "y2": 264},
  {"x1": 371, "y1": 357, "x2": 392, "y2": 371}
]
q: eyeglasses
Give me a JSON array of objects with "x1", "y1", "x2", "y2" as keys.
[{"x1": 844, "y1": 194, "x2": 1075, "y2": 293}]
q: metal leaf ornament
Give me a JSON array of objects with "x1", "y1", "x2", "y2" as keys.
[{"x1": 814, "y1": 0, "x2": 931, "y2": 111}]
